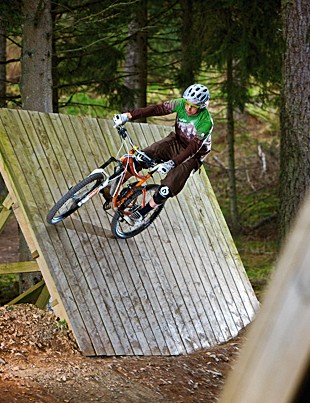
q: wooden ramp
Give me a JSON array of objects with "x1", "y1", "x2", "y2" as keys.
[{"x1": 0, "y1": 108, "x2": 259, "y2": 356}]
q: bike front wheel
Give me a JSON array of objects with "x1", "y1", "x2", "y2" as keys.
[
  {"x1": 47, "y1": 173, "x2": 104, "y2": 224},
  {"x1": 111, "y1": 184, "x2": 164, "y2": 239}
]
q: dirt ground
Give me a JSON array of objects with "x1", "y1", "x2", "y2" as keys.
[{"x1": 0, "y1": 213, "x2": 245, "y2": 403}]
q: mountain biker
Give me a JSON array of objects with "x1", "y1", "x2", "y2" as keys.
[{"x1": 112, "y1": 83, "x2": 214, "y2": 224}]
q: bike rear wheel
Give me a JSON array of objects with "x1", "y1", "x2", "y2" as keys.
[
  {"x1": 111, "y1": 184, "x2": 164, "y2": 239},
  {"x1": 47, "y1": 173, "x2": 104, "y2": 224}
]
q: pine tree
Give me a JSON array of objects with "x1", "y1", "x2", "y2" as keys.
[{"x1": 202, "y1": 0, "x2": 282, "y2": 234}]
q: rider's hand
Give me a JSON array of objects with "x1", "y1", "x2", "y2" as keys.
[
  {"x1": 156, "y1": 160, "x2": 175, "y2": 175},
  {"x1": 113, "y1": 113, "x2": 129, "y2": 128}
]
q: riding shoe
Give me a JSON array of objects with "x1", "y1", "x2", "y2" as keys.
[
  {"x1": 100, "y1": 185, "x2": 112, "y2": 200},
  {"x1": 100, "y1": 186, "x2": 112, "y2": 210},
  {"x1": 128, "y1": 210, "x2": 144, "y2": 225}
]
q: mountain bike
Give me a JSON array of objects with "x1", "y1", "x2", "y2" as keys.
[{"x1": 46, "y1": 124, "x2": 165, "y2": 239}]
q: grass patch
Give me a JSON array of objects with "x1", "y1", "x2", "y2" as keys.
[{"x1": 236, "y1": 237, "x2": 277, "y2": 299}]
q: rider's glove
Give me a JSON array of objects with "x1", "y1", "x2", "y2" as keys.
[
  {"x1": 113, "y1": 113, "x2": 129, "y2": 128},
  {"x1": 157, "y1": 160, "x2": 175, "y2": 175}
]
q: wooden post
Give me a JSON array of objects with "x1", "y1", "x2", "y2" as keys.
[{"x1": 219, "y1": 191, "x2": 310, "y2": 403}]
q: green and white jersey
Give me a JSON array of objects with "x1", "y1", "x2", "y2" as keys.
[
  {"x1": 129, "y1": 97, "x2": 214, "y2": 164},
  {"x1": 166, "y1": 98, "x2": 213, "y2": 153}
]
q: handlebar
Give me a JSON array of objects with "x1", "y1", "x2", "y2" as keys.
[
  {"x1": 115, "y1": 123, "x2": 166, "y2": 176},
  {"x1": 115, "y1": 124, "x2": 157, "y2": 167}
]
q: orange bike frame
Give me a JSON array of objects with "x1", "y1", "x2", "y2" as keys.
[{"x1": 112, "y1": 149, "x2": 152, "y2": 213}]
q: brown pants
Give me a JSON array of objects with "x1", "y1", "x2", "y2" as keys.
[{"x1": 143, "y1": 132, "x2": 201, "y2": 196}]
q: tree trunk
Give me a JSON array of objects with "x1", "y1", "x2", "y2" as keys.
[
  {"x1": 179, "y1": 0, "x2": 194, "y2": 91},
  {"x1": 20, "y1": 0, "x2": 53, "y2": 112},
  {"x1": 0, "y1": 18, "x2": 8, "y2": 203},
  {"x1": 124, "y1": 0, "x2": 147, "y2": 115},
  {"x1": 279, "y1": 0, "x2": 310, "y2": 244},
  {"x1": 226, "y1": 53, "x2": 240, "y2": 235},
  {"x1": 19, "y1": 0, "x2": 53, "y2": 293},
  {"x1": 179, "y1": 0, "x2": 202, "y2": 92},
  {"x1": 51, "y1": 2, "x2": 58, "y2": 113},
  {"x1": 0, "y1": 17, "x2": 6, "y2": 108}
]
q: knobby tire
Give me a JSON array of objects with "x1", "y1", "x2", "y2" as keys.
[
  {"x1": 46, "y1": 173, "x2": 104, "y2": 224},
  {"x1": 111, "y1": 184, "x2": 164, "y2": 239}
]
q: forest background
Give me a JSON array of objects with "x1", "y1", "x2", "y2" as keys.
[{"x1": 0, "y1": 0, "x2": 309, "y2": 302}]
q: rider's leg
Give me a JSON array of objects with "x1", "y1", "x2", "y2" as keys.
[
  {"x1": 129, "y1": 185, "x2": 172, "y2": 222},
  {"x1": 142, "y1": 132, "x2": 180, "y2": 161},
  {"x1": 130, "y1": 157, "x2": 200, "y2": 222}
]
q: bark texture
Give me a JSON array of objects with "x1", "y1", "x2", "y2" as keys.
[
  {"x1": 20, "y1": 0, "x2": 53, "y2": 112},
  {"x1": 279, "y1": 0, "x2": 310, "y2": 242},
  {"x1": 124, "y1": 0, "x2": 147, "y2": 112},
  {"x1": 0, "y1": 17, "x2": 6, "y2": 108}
]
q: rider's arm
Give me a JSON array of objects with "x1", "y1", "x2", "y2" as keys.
[
  {"x1": 127, "y1": 100, "x2": 178, "y2": 121},
  {"x1": 171, "y1": 136, "x2": 211, "y2": 166}
]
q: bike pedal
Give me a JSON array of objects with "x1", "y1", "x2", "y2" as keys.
[{"x1": 103, "y1": 200, "x2": 112, "y2": 211}]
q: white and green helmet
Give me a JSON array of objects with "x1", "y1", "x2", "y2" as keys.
[{"x1": 183, "y1": 84, "x2": 210, "y2": 108}]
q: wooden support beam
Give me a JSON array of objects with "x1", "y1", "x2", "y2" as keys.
[
  {"x1": 35, "y1": 284, "x2": 50, "y2": 309},
  {"x1": 0, "y1": 194, "x2": 13, "y2": 234},
  {"x1": 2, "y1": 193, "x2": 13, "y2": 210},
  {"x1": 0, "y1": 261, "x2": 40, "y2": 274},
  {"x1": 8, "y1": 279, "x2": 46, "y2": 306}
]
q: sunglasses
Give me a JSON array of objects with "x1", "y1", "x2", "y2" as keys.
[{"x1": 185, "y1": 100, "x2": 201, "y2": 109}]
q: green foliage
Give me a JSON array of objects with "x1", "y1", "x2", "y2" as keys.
[
  {"x1": 202, "y1": 0, "x2": 282, "y2": 110},
  {"x1": 54, "y1": 0, "x2": 134, "y2": 108},
  {"x1": 237, "y1": 237, "x2": 276, "y2": 299},
  {"x1": 56, "y1": 318, "x2": 68, "y2": 330},
  {"x1": 0, "y1": 0, "x2": 22, "y2": 30},
  {"x1": 60, "y1": 92, "x2": 110, "y2": 117},
  {"x1": 1, "y1": 0, "x2": 282, "y2": 113},
  {"x1": 0, "y1": 274, "x2": 19, "y2": 305}
]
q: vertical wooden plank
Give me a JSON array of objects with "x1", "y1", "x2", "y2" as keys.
[
  {"x1": 35, "y1": 111, "x2": 123, "y2": 355},
  {"x1": 144, "y1": 124, "x2": 237, "y2": 342},
  {"x1": 149, "y1": 123, "x2": 257, "y2": 337},
  {"x1": 61, "y1": 114, "x2": 149, "y2": 355},
  {"x1": 220, "y1": 192, "x2": 310, "y2": 403}
]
